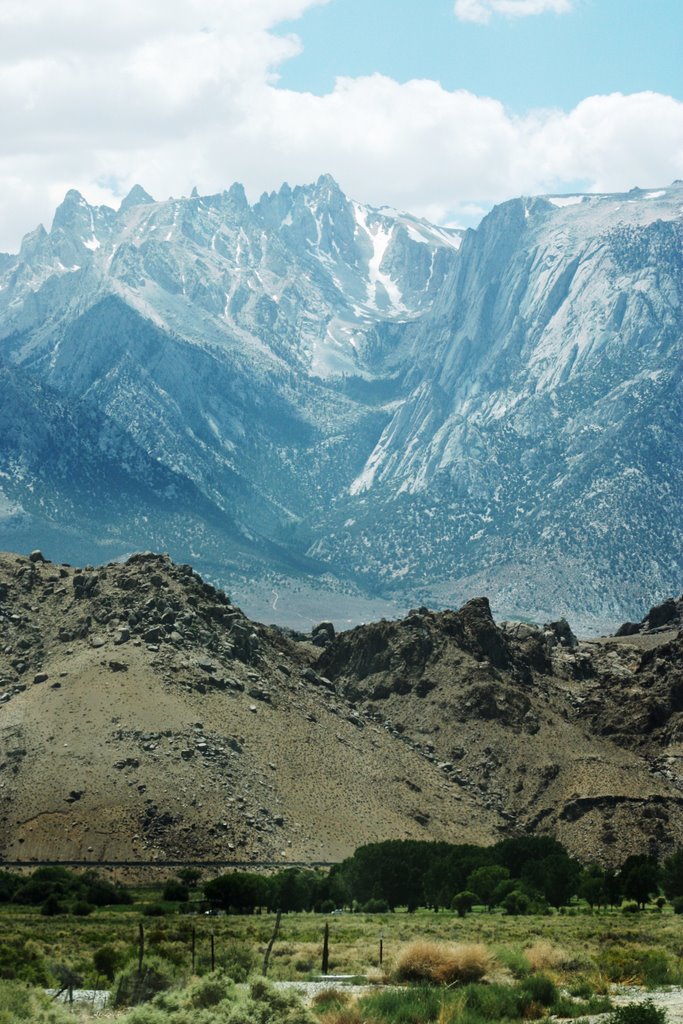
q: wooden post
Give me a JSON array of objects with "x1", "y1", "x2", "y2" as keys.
[
  {"x1": 321, "y1": 922, "x2": 330, "y2": 976},
  {"x1": 211, "y1": 933, "x2": 215, "y2": 972},
  {"x1": 379, "y1": 931, "x2": 384, "y2": 967},
  {"x1": 262, "y1": 909, "x2": 282, "y2": 977},
  {"x1": 138, "y1": 922, "x2": 145, "y2": 976},
  {"x1": 191, "y1": 927, "x2": 196, "y2": 973}
]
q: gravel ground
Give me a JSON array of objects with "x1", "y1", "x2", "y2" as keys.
[
  {"x1": 47, "y1": 989, "x2": 110, "y2": 1010},
  {"x1": 45, "y1": 981, "x2": 683, "y2": 1018},
  {"x1": 273, "y1": 978, "x2": 379, "y2": 1002},
  {"x1": 609, "y1": 987, "x2": 683, "y2": 1023}
]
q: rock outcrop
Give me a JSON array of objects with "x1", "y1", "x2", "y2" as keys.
[{"x1": 1, "y1": 550, "x2": 682, "y2": 868}]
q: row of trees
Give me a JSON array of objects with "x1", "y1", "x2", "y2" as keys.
[
  {"x1": 3, "y1": 840, "x2": 683, "y2": 916},
  {"x1": 331, "y1": 840, "x2": 683, "y2": 914},
  {"x1": 0, "y1": 866, "x2": 131, "y2": 912},
  {"x1": 202, "y1": 840, "x2": 683, "y2": 915},
  {"x1": 204, "y1": 867, "x2": 335, "y2": 914}
]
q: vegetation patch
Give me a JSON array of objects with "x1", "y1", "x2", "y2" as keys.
[{"x1": 394, "y1": 941, "x2": 491, "y2": 985}]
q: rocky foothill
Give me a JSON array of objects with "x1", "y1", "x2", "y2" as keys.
[{"x1": 0, "y1": 549, "x2": 681, "y2": 870}]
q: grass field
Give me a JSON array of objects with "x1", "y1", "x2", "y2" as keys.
[{"x1": 2, "y1": 894, "x2": 683, "y2": 992}]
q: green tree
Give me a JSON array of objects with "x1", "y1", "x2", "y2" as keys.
[
  {"x1": 501, "y1": 888, "x2": 530, "y2": 915},
  {"x1": 451, "y1": 890, "x2": 477, "y2": 917},
  {"x1": 522, "y1": 854, "x2": 580, "y2": 908},
  {"x1": 621, "y1": 856, "x2": 660, "y2": 910},
  {"x1": 204, "y1": 871, "x2": 269, "y2": 914},
  {"x1": 662, "y1": 848, "x2": 683, "y2": 901},
  {"x1": 0, "y1": 871, "x2": 20, "y2": 903},
  {"x1": 177, "y1": 867, "x2": 202, "y2": 889},
  {"x1": 467, "y1": 865, "x2": 510, "y2": 910},
  {"x1": 163, "y1": 879, "x2": 189, "y2": 902},
  {"x1": 272, "y1": 869, "x2": 317, "y2": 912},
  {"x1": 493, "y1": 836, "x2": 568, "y2": 878},
  {"x1": 580, "y1": 865, "x2": 608, "y2": 909}
]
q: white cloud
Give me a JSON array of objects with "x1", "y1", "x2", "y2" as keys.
[
  {"x1": 454, "y1": 0, "x2": 573, "y2": 23},
  {"x1": 0, "y1": 0, "x2": 681, "y2": 252}
]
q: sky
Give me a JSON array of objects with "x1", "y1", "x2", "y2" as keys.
[{"x1": 0, "y1": 0, "x2": 682, "y2": 252}]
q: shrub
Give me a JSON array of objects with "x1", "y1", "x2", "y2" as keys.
[
  {"x1": 40, "y1": 894, "x2": 64, "y2": 916},
  {"x1": 462, "y1": 981, "x2": 521, "y2": 1019},
  {"x1": 143, "y1": 904, "x2": 167, "y2": 917},
  {"x1": 319, "y1": 899, "x2": 337, "y2": 914},
  {"x1": 607, "y1": 1002, "x2": 667, "y2": 1024},
  {"x1": 163, "y1": 881, "x2": 189, "y2": 903},
  {"x1": 622, "y1": 902, "x2": 641, "y2": 914},
  {"x1": 218, "y1": 939, "x2": 256, "y2": 982},
  {"x1": 363, "y1": 898, "x2": 389, "y2": 914},
  {"x1": 111, "y1": 957, "x2": 178, "y2": 1007},
  {"x1": 13, "y1": 866, "x2": 80, "y2": 905},
  {"x1": 495, "y1": 948, "x2": 530, "y2": 979},
  {"x1": 94, "y1": 944, "x2": 126, "y2": 982},
  {"x1": 672, "y1": 897, "x2": 683, "y2": 915},
  {"x1": 555, "y1": 992, "x2": 612, "y2": 1018},
  {"x1": 312, "y1": 987, "x2": 352, "y2": 1010},
  {"x1": 0, "y1": 872, "x2": 21, "y2": 904},
  {"x1": 568, "y1": 979, "x2": 597, "y2": 999},
  {"x1": 600, "y1": 945, "x2": 672, "y2": 985},
  {"x1": 86, "y1": 877, "x2": 132, "y2": 906},
  {"x1": 72, "y1": 900, "x2": 95, "y2": 916},
  {"x1": 177, "y1": 867, "x2": 202, "y2": 889},
  {"x1": 501, "y1": 890, "x2": 530, "y2": 916},
  {"x1": 0, "y1": 939, "x2": 51, "y2": 985},
  {"x1": 359, "y1": 986, "x2": 444, "y2": 1024},
  {"x1": 246, "y1": 978, "x2": 317, "y2": 1023},
  {"x1": 0, "y1": 979, "x2": 73, "y2": 1023},
  {"x1": 524, "y1": 940, "x2": 566, "y2": 972},
  {"x1": 394, "y1": 941, "x2": 491, "y2": 985},
  {"x1": 185, "y1": 971, "x2": 235, "y2": 1008},
  {"x1": 519, "y1": 973, "x2": 559, "y2": 1009}
]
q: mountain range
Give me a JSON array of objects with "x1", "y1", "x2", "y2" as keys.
[{"x1": 0, "y1": 177, "x2": 681, "y2": 632}]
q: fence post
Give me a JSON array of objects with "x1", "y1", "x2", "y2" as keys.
[
  {"x1": 263, "y1": 909, "x2": 282, "y2": 977},
  {"x1": 321, "y1": 922, "x2": 330, "y2": 976},
  {"x1": 138, "y1": 923, "x2": 145, "y2": 976},
  {"x1": 211, "y1": 933, "x2": 215, "y2": 972},
  {"x1": 191, "y1": 927, "x2": 196, "y2": 973}
]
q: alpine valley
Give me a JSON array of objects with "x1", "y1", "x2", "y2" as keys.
[{"x1": 0, "y1": 176, "x2": 681, "y2": 633}]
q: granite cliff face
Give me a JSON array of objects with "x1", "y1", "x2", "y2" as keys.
[
  {"x1": 0, "y1": 179, "x2": 681, "y2": 630},
  {"x1": 0, "y1": 550, "x2": 681, "y2": 867}
]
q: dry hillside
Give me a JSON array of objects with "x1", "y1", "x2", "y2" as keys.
[{"x1": 0, "y1": 550, "x2": 681, "y2": 869}]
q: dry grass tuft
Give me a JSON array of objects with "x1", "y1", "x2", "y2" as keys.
[
  {"x1": 311, "y1": 987, "x2": 352, "y2": 1008},
  {"x1": 312, "y1": 987, "x2": 362, "y2": 1024},
  {"x1": 395, "y1": 941, "x2": 491, "y2": 985},
  {"x1": 525, "y1": 940, "x2": 568, "y2": 972}
]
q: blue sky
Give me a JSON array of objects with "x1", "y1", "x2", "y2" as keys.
[
  {"x1": 0, "y1": 0, "x2": 681, "y2": 251},
  {"x1": 276, "y1": 0, "x2": 682, "y2": 112}
]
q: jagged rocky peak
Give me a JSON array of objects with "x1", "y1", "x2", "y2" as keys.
[
  {"x1": 18, "y1": 223, "x2": 48, "y2": 260},
  {"x1": 118, "y1": 183, "x2": 155, "y2": 214},
  {"x1": 223, "y1": 181, "x2": 249, "y2": 210},
  {"x1": 51, "y1": 188, "x2": 93, "y2": 231}
]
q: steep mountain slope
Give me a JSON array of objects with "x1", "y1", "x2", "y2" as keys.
[
  {"x1": 0, "y1": 179, "x2": 681, "y2": 630},
  {"x1": 0, "y1": 551, "x2": 682, "y2": 867},
  {"x1": 316, "y1": 598, "x2": 683, "y2": 862},
  {"x1": 0, "y1": 551, "x2": 499, "y2": 864},
  {"x1": 319, "y1": 186, "x2": 683, "y2": 630}
]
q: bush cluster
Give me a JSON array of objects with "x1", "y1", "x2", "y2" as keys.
[{"x1": 0, "y1": 866, "x2": 131, "y2": 916}]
